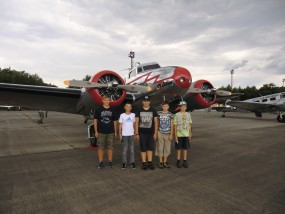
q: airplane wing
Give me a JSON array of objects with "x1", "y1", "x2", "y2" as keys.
[
  {"x1": 227, "y1": 100, "x2": 281, "y2": 113},
  {"x1": 0, "y1": 83, "x2": 82, "y2": 114}
]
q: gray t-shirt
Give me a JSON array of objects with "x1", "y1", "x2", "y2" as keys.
[{"x1": 158, "y1": 111, "x2": 173, "y2": 134}]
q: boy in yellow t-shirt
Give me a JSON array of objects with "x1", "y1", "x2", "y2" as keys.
[{"x1": 173, "y1": 101, "x2": 192, "y2": 168}]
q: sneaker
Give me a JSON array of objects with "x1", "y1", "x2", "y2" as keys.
[
  {"x1": 98, "y1": 161, "x2": 104, "y2": 169},
  {"x1": 159, "y1": 163, "x2": 164, "y2": 169},
  {"x1": 163, "y1": 162, "x2": 171, "y2": 169},
  {"x1": 121, "y1": 163, "x2": 127, "y2": 169},
  {"x1": 176, "y1": 160, "x2": 182, "y2": 168},
  {"x1": 142, "y1": 162, "x2": 148, "y2": 170},
  {"x1": 130, "y1": 162, "x2": 136, "y2": 169},
  {"x1": 108, "y1": 161, "x2": 114, "y2": 168},
  {"x1": 183, "y1": 160, "x2": 188, "y2": 168},
  {"x1": 148, "y1": 162, "x2": 155, "y2": 170}
]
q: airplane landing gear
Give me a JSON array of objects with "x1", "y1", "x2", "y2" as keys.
[
  {"x1": 222, "y1": 113, "x2": 226, "y2": 118},
  {"x1": 88, "y1": 123, "x2": 97, "y2": 147},
  {"x1": 277, "y1": 114, "x2": 285, "y2": 123}
]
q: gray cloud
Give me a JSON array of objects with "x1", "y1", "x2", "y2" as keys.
[{"x1": 0, "y1": 0, "x2": 285, "y2": 88}]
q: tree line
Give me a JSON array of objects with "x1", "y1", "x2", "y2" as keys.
[
  {"x1": 219, "y1": 83, "x2": 285, "y2": 100},
  {"x1": 0, "y1": 67, "x2": 57, "y2": 87}
]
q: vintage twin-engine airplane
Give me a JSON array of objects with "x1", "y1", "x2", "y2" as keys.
[
  {"x1": 0, "y1": 62, "x2": 231, "y2": 118},
  {"x1": 213, "y1": 92, "x2": 285, "y2": 123}
]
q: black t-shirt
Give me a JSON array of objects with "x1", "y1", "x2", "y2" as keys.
[
  {"x1": 94, "y1": 106, "x2": 117, "y2": 134},
  {"x1": 136, "y1": 107, "x2": 158, "y2": 134}
]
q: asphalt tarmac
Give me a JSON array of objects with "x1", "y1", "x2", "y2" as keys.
[{"x1": 0, "y1": 110, "x2": 284, "y2": 214}]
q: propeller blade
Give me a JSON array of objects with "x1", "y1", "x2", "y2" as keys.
[
  {"x1": 215, "y1": 90, "x2": 232, "y2": 96},
  {"x1": 64, "y1": 80, "x2": 153, "y2": 93},
  {"x1": 187, "y1": 88, "x2": 232, "y2": 96},
  {"x1": 64, "y1": 80, "x2": 111, "y2": 88},
  {"x1": 117, "y1": 85, "x2": 153, "y2": 93},
  {"x1": 187, "y1": 88, "x2": 211, "y2": 94}
]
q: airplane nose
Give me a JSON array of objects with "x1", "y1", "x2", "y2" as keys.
[{"x1": 172, "y1": 67, "x2": 192, "y2": 89}]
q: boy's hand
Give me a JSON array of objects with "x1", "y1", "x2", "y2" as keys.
[
  {"x1": 135, "y1": 134, "x2": 140, "y2": 141},
  {"x1": 153, "y1": 133, "x2": 157, "y2": 141},
  {"x1": 95, "y1": 132, "x2": 99, "y2": 138},
  {"x1": 189, "y1": 133, "x2": 192, "y2": 140},
  {"x1": 169, "y1": 135, "x2": 173, "y2": 141}
]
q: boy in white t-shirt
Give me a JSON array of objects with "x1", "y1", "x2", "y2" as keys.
[{"x1": 119, "y1": 103, "x2": 136, "y2": 169}]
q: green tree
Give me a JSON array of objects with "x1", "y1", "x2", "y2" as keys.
[{"x1": 0, "y1": 67, "x2": 57, "y2": 87}]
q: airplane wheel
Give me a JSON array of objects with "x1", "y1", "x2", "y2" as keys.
[
  {"x1": 222, "y1": 113, "x2": 225, "y2": 118},
  {"x1": 277, "y1": 115, "x2": 285, "y2": 123}
]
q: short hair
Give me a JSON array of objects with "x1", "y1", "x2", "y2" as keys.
[
  {"x1": 161, "y1": 101, "x2": 169, "y2": 106},
  {"x1": 124, "y1": 102, "x2": 132, "y2": 106},
  {"x1": 102, "y1": 95, "x2": 110, "y2": 100}
]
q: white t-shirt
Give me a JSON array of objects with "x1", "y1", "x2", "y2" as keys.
[{"x1": 119, "y1": 113, "x2": 136, "y2": 136}]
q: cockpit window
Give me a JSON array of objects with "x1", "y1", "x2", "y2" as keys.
[
  {"x1": 262, "y1": 99, "x2": 267, "y2": 102},
  {"x1": 137, "y1": 67, "x2": 142, "y2": 73},
  {"x1": 270, "y1": 97, "x2": 276, "y2": 101},
  {"x1": 143, "y1": 64, "x2": 160, "y2": 71}
]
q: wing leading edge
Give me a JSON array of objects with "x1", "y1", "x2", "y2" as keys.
[{"x1": 0, "y1": 83, "x2": 81, "y2": 114}]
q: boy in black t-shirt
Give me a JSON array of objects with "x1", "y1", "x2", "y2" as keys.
[
  {"x1": 94, "y1": 95, "x2": 117, "y2": 169},
  {"x1": 135, "y1": 96, "x2": 158, "y2": 170}
]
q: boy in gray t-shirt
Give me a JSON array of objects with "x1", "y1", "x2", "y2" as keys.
[{"x1": 156, "y1": 101, "x2": 173, "y2": 169}]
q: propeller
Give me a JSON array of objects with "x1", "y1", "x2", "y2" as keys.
[
  {"x1": 64, "y1": 80, "x2": 153, "y2": 93},
  {"x1": 187, "y1": 88, "x2": 232, "y2": 96}
]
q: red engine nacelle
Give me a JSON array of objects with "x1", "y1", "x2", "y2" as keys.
[
  {"x1": 87, "y1": 70, "x2": 126, "y2": 107},
  {"x1": 186, "y1": 80, "x2": 216, "y2": 109}
]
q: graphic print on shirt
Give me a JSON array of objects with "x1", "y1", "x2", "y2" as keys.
[
  {"x1": 159, "y1": 114, "x2": 171, "y2": 133},
  {"x1": 100, "y1": 110, "x2": 113, "y2": 124},
  {"x1": 126, "y1": 117, "x2": 132, "y2": 122},
  {"x1": 139, "y1": 112, "x2": 153, "y2": 128}
]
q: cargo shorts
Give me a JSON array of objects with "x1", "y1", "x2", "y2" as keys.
[{"x1": 97, "y1": 133, "x2": 115, "y2": 149}]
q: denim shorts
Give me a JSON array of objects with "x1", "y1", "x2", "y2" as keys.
[{"x1": 175, "y1": 137, "x2": 190, "y2": 150}]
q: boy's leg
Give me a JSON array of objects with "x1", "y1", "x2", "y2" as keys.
[
  {"x1": 176, "y1": 137, "x2": 182, "y2": 168},
  {"x1": 141, "y1": 152, "x2": 147, "y2": 162},
  {"x1": 157, "y1": 132, "x2": 164, "y2": 164},
  {"x1": 177, "y1": 150, "x2": 181, "y2": 161},
  {"x1": 122, "y1": 136, "x2": 128, "y2": 164},
  {"x1": 97, "y1": 133, "x2": 106, "y2": 162},
  {"x1": 183, "y1": 150, "x2": 188, "y2": 161},
  {"x1": 147, "y1": 133, "x2": 154, "y2": 162},
  {"x1": 129, "y1": 136, "x2": 135, "y2": 163},
  {"x1": 107, "y1": 133, "x2": 114, "y2": 162},
  {"x1": 140, "y1": 134, "x2": 147, "y2": 169},
  {"x1": 164, "y1": 134, "x2": 171, "y2": 163}
]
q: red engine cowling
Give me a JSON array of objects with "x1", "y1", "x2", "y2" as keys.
[
  {"x1": 186, "y1": 80, "x2": 216, "y2": 109},
  {"x1": 87, "y1": 70, "x2": 126, "y2": 106}
]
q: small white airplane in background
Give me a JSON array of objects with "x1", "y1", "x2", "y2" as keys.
[{"x1": 214, "y1": 92, "x2": 285, "y2": 123}]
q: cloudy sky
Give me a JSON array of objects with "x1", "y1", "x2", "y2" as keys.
[{"x1": 0, "y1": 0, "x2": 285, "y2": 88}]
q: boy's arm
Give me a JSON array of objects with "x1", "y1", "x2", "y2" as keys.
[
  {"x1": 135, "y1": 117, "x2": 139, "y2": 140},
  {"x1": 119, "y1": 122, "x2": 122, "y2": 142},
  {"x1": 170, "y1": 119, "x2": 174, "y2": 141},
  {"x1": 94, "y1": 119, "x2": 98, "y2": 138},
  {"x1": 153, "y1": 116, "x2": 158, "y2": 140},
  {"x1": 114, "y1": 120, "x2": 117, "y2": 137},
  {"x1": 189, "y1": 124, "x2": 192, "y2": 139},
  {"x1": 173, "y1": 115, "x2": 178, "y2": 142}
]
